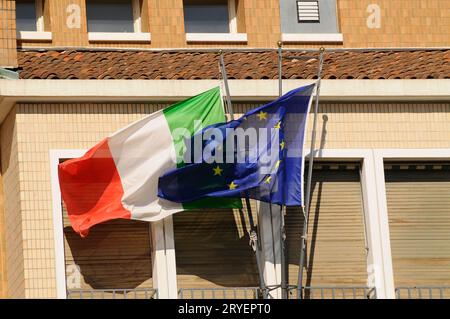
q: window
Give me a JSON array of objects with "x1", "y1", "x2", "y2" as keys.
[
  {"x1": 16, "y1": 0, "x2": 42, "y2": 32},
  {"x1": 183, "y1": 0, "x2": 237, "y2": 33},
  {"x1": 297, "y1": 0, "x2": 320, "y2": 23},
  {"x1": 86, "y1": 0, "x2": 142, "y2": 33},
  {"x1": 280, "y1": 0, "x2": 342, "y2": 43},
  {"x1": 183, "y1": 0, "x2": 246, "y2": 42},
  {"x1": 16, "y1": 0, "x2": 51, "y2": 41}
]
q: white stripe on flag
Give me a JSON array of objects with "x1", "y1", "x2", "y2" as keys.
[{"x1": 108, "y1": 110, "x2": 183, "y2": 221}]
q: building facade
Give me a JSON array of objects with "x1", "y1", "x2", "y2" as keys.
[{"x1": 0, "y1": 0, "x2": 449, "y2": 299}]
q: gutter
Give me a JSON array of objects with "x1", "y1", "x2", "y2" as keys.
[
  {"x1": 17, "y1": 46, "x2": 450, "y2": 53},
  {"x1": 0, "y1": 68, "x2": 19, "y2": 80}
]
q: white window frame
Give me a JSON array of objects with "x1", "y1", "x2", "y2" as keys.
[
  {"x1": 132, "y1": 0, "x2": 142, "y2": 33},
  {"x1": 185, "y1": 0, "x2": 247, "y2": 43},
  {"x1": 87, "y1": 0, "x2": 151, "y2": 42},
  {"x1": 50, "y1": 149, "x2": 177, "y2": 299},
  {"x1": 16, "y1": 0, "x2": 53, "y2": 41}
]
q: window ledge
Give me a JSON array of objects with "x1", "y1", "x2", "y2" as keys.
[
  {"x1": 281, "y1": 33, "x2": 343, "y2": 43},
  {"x1": 186, "y1": 33, "x2": 247, "y2": 43},
  {"x1": 88, "y1": 32, "x2": 151, "y2": 42},
  {"x1": 17, "y1": 31, "x2": 52, "y2": 41}
]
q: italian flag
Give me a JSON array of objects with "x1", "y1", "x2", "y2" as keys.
[{"x1": 58, "y1": 87, "x2": 240, "y2": 237}]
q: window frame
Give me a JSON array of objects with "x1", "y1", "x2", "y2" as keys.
[
  {"x1": 35, "y1": 0, "x2": 45, "y2": 31},
  {"x1": 16, "y1": 0, "x2": 53, "y2": 41},
  {"x1": 87, "y1": 0, "x2": 151, "y2": 42},
  {"x1": 184, "y1": 0, "x2": 247, "y2": 43}
]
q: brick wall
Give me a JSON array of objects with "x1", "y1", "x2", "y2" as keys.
[
  {"x1": 49, "y1": 0, "x2": 88, "y2": 47},
  {"x1": 12, "y1": 0, "x2": 450, "y2": 49},
  {"x1": 243, "y1": 0, "x2": 281, "y2": 48},
  {"x1": 338, "y1": 0, "x2": 450, "y2": 48},
  {"x1": 0, "y1": 0, "x2": 17, "y2": 67},
  {"x1": 148, "y1": 0, "x2": 185, "y2": 48},
  {"x1": 1, "y1": 101, "x2": 450, "y2": 297}
]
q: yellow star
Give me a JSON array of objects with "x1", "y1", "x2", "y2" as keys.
[
  {"x1": 213, "y1": 166, "x2": 223, "y2": 176},
  {"x1": 257, "y1": 111, "x2": 267, "y2": 121},
  {"x1": 274, "y1": 121, "x2": 281, "y2": 129},
  {"x1": 228, "y1": 181, "x2": 238, "y2": 190},
  {"x1": 280, "y1": 140, "x2": 285, "y2": 150},
  {"x1": 275, "y1": 160, "x2": 281, "y2": 169},
  {"x1": 243, "y1": 116, "x2": 247, "y2": 121},
  {"x1": 265, "y1": 176, "x2": 272, "y2": 184}
]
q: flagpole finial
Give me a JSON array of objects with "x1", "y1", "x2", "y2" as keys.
[
  {"x1": 219, "y1": 49, "x2": 224, "y2": 55},
  {"x1": 277, "y1": 41, "x2": 282, "y2": 48},
  {"x1": 319, "y1": 47, "x2": 325, "y2": 52}
]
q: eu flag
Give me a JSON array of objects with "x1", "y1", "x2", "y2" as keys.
[{"x1": 158, "y1": 84, "x2": 315, "y2": 206}]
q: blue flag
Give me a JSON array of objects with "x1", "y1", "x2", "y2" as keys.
[{"x1": 158, "y1": 84, "x2": 315, "y2": 206}]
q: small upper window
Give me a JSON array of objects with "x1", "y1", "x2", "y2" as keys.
[
  {"x1": 16, "y1": 0, "x2": 38, "y2": 31},
  {"x1": 87, "y1": 0, "x2": 142, "y2": 33},
  {"x1": 297, "y1": 0, "x2": 320, "y2": 23},
  {"x1": 184, "y1": 0, "x2": 236, "y2": 33},
  {"x1": 280, "y1": 0, "x2": 339, "y2": 34}
]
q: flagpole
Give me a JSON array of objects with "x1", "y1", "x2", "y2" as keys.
[
  {"x1": 297, "y1": 47, "x2": 325, "y2": 299},
  {"x1": 277, "y1": 41, "x2": 288, "y2": 300},
  {"x1": 245, "y1": 197, "x2": 268, "y2": 299},
  {"x1": 219, "y1": 50, "x2": 267, "y2": 297},
  {"x1": 278, "y1": 41, "x2": 283, "y2": 97},
  {"x1": 219, "y1": 51, "x2": 234, "y2": 119}
]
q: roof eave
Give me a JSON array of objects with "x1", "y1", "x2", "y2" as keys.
[{"x1": 1, "y1": 79, "x2": 449, "y2": 124}]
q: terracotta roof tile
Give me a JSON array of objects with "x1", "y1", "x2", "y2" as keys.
[{"x1": 16, "y1": 49, "x2": 450, "y2": 80}]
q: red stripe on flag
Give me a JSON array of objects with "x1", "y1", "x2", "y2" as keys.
[{"x1": 58, "y1": 138, "x2": 131, "y2": 237}]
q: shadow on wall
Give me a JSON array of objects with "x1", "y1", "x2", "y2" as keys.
[
  {"x1": 304, "y1": 115, "x2": 328, "y2": 294},
  {"x1": 64, "y1": 218, "x2": 153, "y2": 290},
  {"x1": 285, "y1": 114, "x2": 328, "y2": 290},
  {"x1": 173, "y1": 208, "x2": 259, "y2": 288}
]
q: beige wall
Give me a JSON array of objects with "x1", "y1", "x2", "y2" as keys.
[
  {"x1": 0, "y1": 172, "x2": 7, "y2": 298},
  {"x1": 0, "y1": 0, "x2": 17, "y2": 67},
  {"x1": 14, "y1": 0, "x2": 450, "y2": 49},
  {"x1": 0, "y1": 107, "x2": 25, "y2": 298},
  {"x1": 1, "y1": 101, "x2": 450, "y2": 297}
]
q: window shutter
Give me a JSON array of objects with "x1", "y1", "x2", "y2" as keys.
[
  {"x1": 286, "y1": 163, "x2": 368, "y2": 298},
  {"x1": 297, "y1": 0, "x2": 320, "y2": 23},
  {"x1": 385, "y1": 163, "x2": 450, "y2": 298}
]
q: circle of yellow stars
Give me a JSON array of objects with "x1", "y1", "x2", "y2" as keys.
[{"x1": 212, "y1": 111, "x2": 287, "y2": 190}]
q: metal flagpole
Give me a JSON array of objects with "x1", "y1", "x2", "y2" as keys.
[
  {"x1": 245, "y1": 197, "x2": 268, "y2": 299},
  {"x1": 219, "y1": 51, "x2": 234, "y2": 119},
  {"x1": 219, "y1": 50, "x2": 267, "y2": 297},
  {"x1": 297, "y1": 47, "x2": 325, "y2": 299},
  {"x1": 278, "y1": 41, "x2": 283, "y2": 97},
  {"x1": 277, "y1": 41, "x2": 288, "y2": 299}
]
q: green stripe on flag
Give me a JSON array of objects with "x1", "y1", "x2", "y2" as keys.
[{"x1": 163, "y1": 87, "x2": 242, "y2": 209}]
